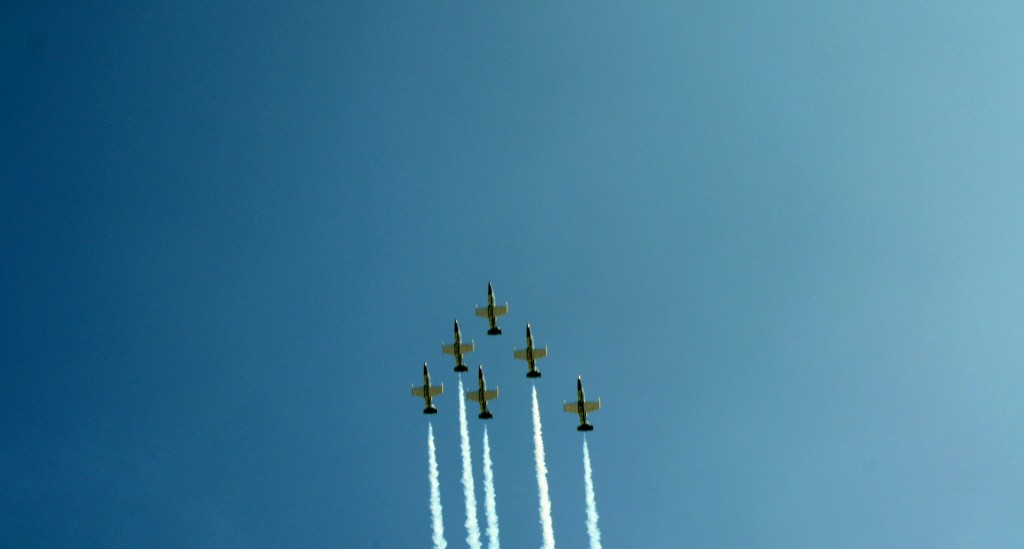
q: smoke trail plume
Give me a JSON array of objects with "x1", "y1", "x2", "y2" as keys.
[
  {"x1": 482, "y1": 426, "x2": 500, "y2": 548},
  {"x1": 582, "y1": 438, "x2": 602, "y2": 549},
  {"x1": 458, "y1": 377, "x2": 483, "y2": 549},
  {"x1": 531, "y1": 384, "x2": 556, "y2": 548},
  {"x1": 427, "y1": 422, "x2": 447, "y2": 549}
]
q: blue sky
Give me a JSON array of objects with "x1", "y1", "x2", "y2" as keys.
[{"x1": 4, "y1": 2, "x2": 1024, "y2": 547}]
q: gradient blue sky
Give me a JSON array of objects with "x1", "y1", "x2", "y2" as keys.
[{"x1": 4, "y1": 2, "x2": 1024, "y2": 547}]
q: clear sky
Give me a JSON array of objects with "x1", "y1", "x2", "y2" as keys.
[{"x1": 4, "y1": 2, "x2": 1024, "y2": 547}]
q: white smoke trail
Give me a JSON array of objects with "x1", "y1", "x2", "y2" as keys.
[
  {"x1": 427, "y1": 422, "x2": 447, "y2": 549},
  {"x1": 458, "y1": 377, "x2": 483, "y2": 549},
  {"x1": 531, "y1": 384, "x2": 556, "y2": 548},
  {"x1": 582, "y1": 438, "x2": 601, "y2": 549},
  {"x1": 481, "y1": 425, "x2": 500, "y2": 549}
]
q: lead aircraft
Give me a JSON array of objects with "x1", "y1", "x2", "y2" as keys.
[
  {"x1": 442, "y1": 320, "x2": 474, "y2": 372},
  {"x1": 563, "y1": 376, "x2": 600, "y2": 431},
  {"x1": 466, "y1": 365, "x2": 499, "y2": 419},
  {"x1": 475, "y1": 282, "x2": 508, "y2": 335},
  {"x1": 411, "y1": 363, "x2": 443, "y2": 414},
  {"x1": 513, "y1": 323, "x2": 548, "y2": 378}
]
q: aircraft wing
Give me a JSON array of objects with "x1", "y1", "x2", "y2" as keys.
[
  {"x1": 466, "y1": 391, "x2": 480, "y2": 401},
  {"x1": 474, "y1": 307, "x2": 489, "y2": 318},
  {"x1": 583, "y1": 399, "x2": 601, "y2": 413},
  {"x1": 493, "y1": 304, "x2": 509, "y2": 317},
  {"x1": 563, "y1": 402, "x2": 576, "y2": 413},
  {"x1": 482, "y1": 389, "x2": 498, "y2": 402},
  {"x1": 442, "y1": 341, "x2": 473, "y2": 355},
  {"x1": 412, "y1": 386, "x2": 443, "y2": 397},
  {"x1": 515, "y1": 348, "x2": 547, "y2": 360}
]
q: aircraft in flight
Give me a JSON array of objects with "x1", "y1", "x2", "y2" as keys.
[
  {"x1": 411, "y1": 362, "x2": 443, "y2": 414},
  {"x1": 466, "y1": 365, "x2": 499, "y2": 419},
  {"x1": 442, "y1": 320, "x2": 474, "y2": 372},
  {"x1": 475, "y1": 282, "x2": 508, "y2": 335},
  {"x1": 564, "y1": 376, "x2": 600, "y2": 431},
  {"x1": 513, "y1": 323, "x2": 548, "y2": 378}
]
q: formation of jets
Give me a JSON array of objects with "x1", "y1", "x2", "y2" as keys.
[{"x1": 409, "y1": 283, "x2": 601, "y2": 430}]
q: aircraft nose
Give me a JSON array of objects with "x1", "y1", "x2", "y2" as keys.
[
  {"x1": 454, "y1": 319, "x2": 459, "y2": 332},
  {"x1": 488, "y1": 282, "x2": 493, "y2": 294},
  {"x1": 423, "y1": 363, "x2": 429, "y2": 374}
]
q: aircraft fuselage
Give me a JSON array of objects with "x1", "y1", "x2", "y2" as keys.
[
  {"x1": 453, "y1": 331, "x2": 467, "y2": 372},
  {"x1": 481, "y1": 283, "x2": 504, "y2": 335},
  {"x1": 575, "y1": 382, "x2": 590, "y2": 427},
  {"x1": 422, "y1": 368, "x2": 437, "y2": 413},
  {"x1": 475, "y1": 367, "x2": 493, "y2": 419},
  {"x1": 525, "y1": 334, "x2": 539, "y2": 377}
]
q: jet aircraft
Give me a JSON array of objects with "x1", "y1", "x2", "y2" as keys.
[
  {"x1": 513, "y1": 323, "x2": 548, "y2": 378},
  {"x1": 475, "y1": 282, "x2": 508, "y2": 335},
  {"x1": 563, "y1": 376, "x2": 600, "y2": 431},
  {"x1": 442, "y1": 320, "x2": 474, "y2": 372},
  {"x1": 466, "y1": 365, "x2": 499, "y2": 419},
  {"x1": 411, "y1": 362, "x2": 443, "y2": 414}
]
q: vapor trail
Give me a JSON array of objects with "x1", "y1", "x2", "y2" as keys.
[
  {"x1": 427, "y1": 422, "x2": 447, "y2": 549},
  {"x1": 482, "y1": 425, "x2": 500, "y2": 548},
  {"x1": 582, "y1": 438, "x2": 602, "y2": 549},
  {"x1": 458, "y1": 377, "x2": 483, "y2": 549},
  {"x1": 531, "y1": 384, "x2": 556, "y2": 548}
]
